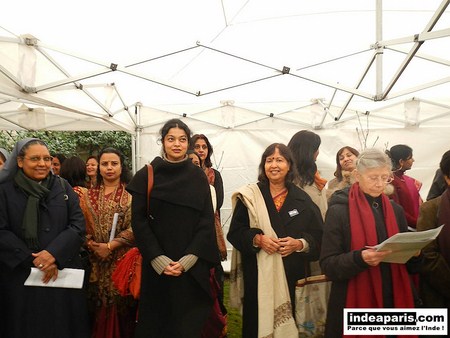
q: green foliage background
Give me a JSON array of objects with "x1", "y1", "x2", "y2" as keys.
[{"x1": 0, "y1": 130, "x2": 132, "y2": 166}]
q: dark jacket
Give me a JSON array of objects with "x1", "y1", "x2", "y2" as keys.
[
  {"x1": 227, "y1": 181, "x2": 323, "y2": 338},
  {"x1": 320, "y1": 187, "x2": 423, "y2": 338},
  {"x1": 417, "y1": 196, "x2": 450, "y2": 307},
  {"x1": 0, "y1": 174, "x2": 89, "y2": 338}
]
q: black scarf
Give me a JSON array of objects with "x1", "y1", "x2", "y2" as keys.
[{"x1": 14, "y1": 169, "x2": 51, "y2": 249}]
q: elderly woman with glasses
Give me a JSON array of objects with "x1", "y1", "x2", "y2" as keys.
[
  {"x1": 0, "y1": 138, "x2": 89, "y2": 338},
  {"x1": 320, "y1": 148, "x2": 423, "y2": 338}
]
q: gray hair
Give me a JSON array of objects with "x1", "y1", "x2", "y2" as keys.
[{"x1": 356, "y1": 148, "x2": 392, "y2": 172}]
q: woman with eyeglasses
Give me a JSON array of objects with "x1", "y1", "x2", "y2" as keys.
[
  {"x1": 320, "y1": 148, "x2": 423, "y2": 338},
  {"x1": 386, "y1": 144, "x2": 423, "y2": 230},
  {"x1": 0, "y1": 138, "x2": 89, "y2": 337}
]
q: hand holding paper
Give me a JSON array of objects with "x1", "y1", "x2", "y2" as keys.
[
  {"x1": 24, "y1": 268, "x2": 85, "y2": 289},
  {"x1": 366, "y1": 224, "x2": 444, "y2": 263}
]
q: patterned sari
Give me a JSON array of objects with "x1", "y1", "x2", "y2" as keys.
[{"x1": 82, "y1": 182, "x2": 136, "y2": 338}]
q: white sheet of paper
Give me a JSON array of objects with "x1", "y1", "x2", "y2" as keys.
[
  {"x1": 24, "y1": 268, "x2": 85, "y2": 289},
  {"x1": 366, "y1": 224, "x2": 444, "y2": 264}
]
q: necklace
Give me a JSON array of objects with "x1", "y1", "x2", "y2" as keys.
[{"x1": 372, "y1": 201, "x2": 379, "y2": 209}]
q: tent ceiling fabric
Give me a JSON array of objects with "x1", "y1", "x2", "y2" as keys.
[{"x1": 0, "y1": 0, "x2": 448, "y2": 132}]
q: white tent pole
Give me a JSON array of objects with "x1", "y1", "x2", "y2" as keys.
[
  {"x1": 380, "y1": 0, "x2": 449, "y2": 100},
  {"x1": 134, "y1": 102, "x2": 142, "y2": 174},
  {"x1": 375, "y1": 0, "x2": 383, "y2": 97}
]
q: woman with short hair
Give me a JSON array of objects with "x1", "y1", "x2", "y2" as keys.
[{"x1": 320, "y1": 148, "x2": 423, "y2": 337}]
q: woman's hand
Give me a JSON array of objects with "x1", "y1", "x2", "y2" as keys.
[
  {"x1": 32, "y1": 250, "x2": 56, "y2": 271},
  {"x1": 277, "y1": 236, "x2": 302, "y2": 257},
  {"x1": 89, "y1": 241, "x2": 111, "y2": 260},
  {"x1": 257, "y1": 234, "x2": 281, "y2": 255},
  {"x1": 32, "y1": 250, "x2": 58, "y2": 283},
  {"x1": 163, "y1": 261, "x2": 184, "y2": 277},
  {"x1": 361, "y1": 248, "x2": 392, "y2": 266},
  {"x1": 41, "y1": 264, "x2": 59, "y2": 284}
]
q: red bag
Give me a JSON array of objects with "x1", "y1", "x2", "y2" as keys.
[
  {"x1": 111, "y1": 164, "x2": 153, "y2": 300},
  {"x1": 112, "y1": 247, "x2": 142, "y2": 299}
]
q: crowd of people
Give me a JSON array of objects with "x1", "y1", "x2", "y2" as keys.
[{"x1": 0, "y1": 122, "x2": 448, "y2": 338}]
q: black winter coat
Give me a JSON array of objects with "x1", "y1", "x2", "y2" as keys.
[
  {"x1": 320, "y1": 187, "x2": 423, "y2": 338},
  {"x1": 0, "y1": 174, "x2": 89, "y2": 338}
]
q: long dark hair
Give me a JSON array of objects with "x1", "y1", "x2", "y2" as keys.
[
  {"x1": 257, "y1": 143, "x2": 298, "y2": 184},
  {"x1": 386, "y1": 144, "x2": 413, "y2": 171},
  {"x1": 190, "y1": 134, "x2": 213, "y2": 168},
  {"x1": 287, "y1": 130, "x2": 321, "y2": 187},
  {"x1": 60, "y1": 156, "x2": 87, "y2": 188},
  {"x1": 334, "y1": 146, "x2": 360, "y2": 181},
  {"x1": 97, "y1": 147, "x2": 132, "y2": 184}
]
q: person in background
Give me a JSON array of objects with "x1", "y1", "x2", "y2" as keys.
[
  {"x1": 60, "y1": 156, "x2": 91, "y2": 287},
  {"x1": 417, "y1": 150, "x2": 450, "y2": 335},
  {"x1": 126, "y1": 119, "x2": 219, "y2": 338},
  {"x1": 187, "y1": 150, "x2": 217, "y2": 211},
  {"x1": 288, "y1": 130, "x2": 327, "y2": 276},
  {"x1": 426, "y1": 168, "x2": 446, "y2": 201},
  {"x1": 326, "y1": 146, "x2": 359, "y2": 200},
  {"x1": 0, "y1": 138, "x2": 89, "y2": 338},
  {"x1": 320, "y1": 148, "x2": 423, "y2": 338},
  {"x1": 82, "y1": 147, "x2": 136, "y2": 338},
  {"x1": 190, "y1": 134, "x2": 228, "y2": 321},
  {"x1": 0, "y1": 147, "x2": 9, "y2": 170},
  {"x1": 386, "y1": 144, "x2": 422, "y2": 230},
  {"x1": 227, "y1": 143, "x2": 323, "y2": 338},
  {"x1": 288, "y1": 130, "x2": 328, "y2": 220},
  {"x1": 61, "y1": 156, "x2": 88, "y2": 193},
  {"x1": 51, "y1": 153, "x2": 67, "y2": 176},
  {"x1": 86, "y1": 155, "x2": 99, "y2": 188}
]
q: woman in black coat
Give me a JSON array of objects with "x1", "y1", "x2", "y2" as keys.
[
  {"x1": 127, "y1": 119, "x2": 219, "y2": 338},
  {"x1": 0, "y1": 138, "x2": 89, "y2": 338},
  {"x1": 228, "y1": 143, "x2": 323, "y2": 338},
  {"x1": 320, "y1": 148, "x2": 423, "y2": 338}
]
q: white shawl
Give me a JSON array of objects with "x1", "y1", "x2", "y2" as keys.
[{"x1": 229, "y1": 183, "x2": 298, "y2": 338}]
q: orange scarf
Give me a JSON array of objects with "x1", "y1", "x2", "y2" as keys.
[{"x1": 314, "y1": 171, "x2": 327, "y2": 191}]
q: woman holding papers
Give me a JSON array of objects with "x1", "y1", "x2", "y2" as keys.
[
  {"x1": 320, "y1": 148, "x2": 423, "y2": 338},
  {"x1": 82, "y1": 147, "x2": 136, "y2": 338},
  {"x1": 0, "y1": 138, "x2": 89, "y2": 338},
  {"x1": 417, "y1": 150, "x2": 450, "y2": 319}
]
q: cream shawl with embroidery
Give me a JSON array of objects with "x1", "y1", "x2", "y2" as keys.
[{"x1": 229, "y1": 183, "x2": 298, "y2": 338}]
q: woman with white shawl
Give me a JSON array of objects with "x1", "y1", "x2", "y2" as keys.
[{"x1": 227, "y1": 143, "x2": 323, "y2": 338}]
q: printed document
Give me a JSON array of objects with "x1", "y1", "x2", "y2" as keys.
[{"x1": 367, "y1": 224, "x2": 444, "y2": 263}]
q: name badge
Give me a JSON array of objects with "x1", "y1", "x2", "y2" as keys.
[{"x1": 288, "y1": 209, "x2": 299, "y2": 217}]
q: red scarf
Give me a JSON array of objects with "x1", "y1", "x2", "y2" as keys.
[{"x1": 345, "y1": 183, "x2": 416, "y2": 337}]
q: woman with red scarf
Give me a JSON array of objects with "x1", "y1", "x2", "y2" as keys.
[
  {"x1": 320, "y1": 148, "x2": 423, "y2": 338},
  {"x1": 417, "y1": 150, "x2": 450, "y2": 334}
]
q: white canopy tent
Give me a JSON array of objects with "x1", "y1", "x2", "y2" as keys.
[{"x1": 1, "y1": 1, "x2": 449, "y2": 260}]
